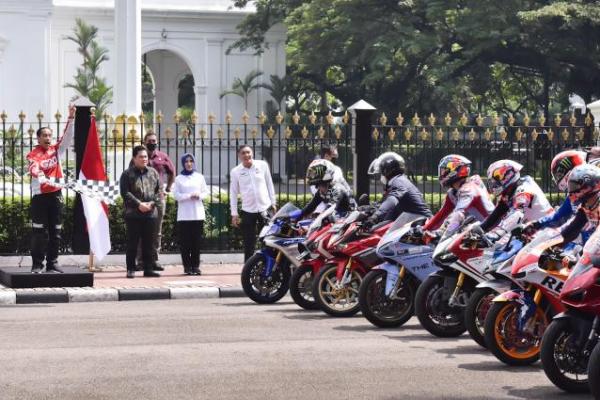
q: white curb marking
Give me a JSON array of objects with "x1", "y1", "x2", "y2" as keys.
[
  {"x1": 170, "y1": 287, "x2": 220, "y2": 299},
  {"x1": 0, "y1": 290, "x2": 16, "y2": 305},
  {"x1": 66, "y1": 288, "x2": 119, "y2": 302}
]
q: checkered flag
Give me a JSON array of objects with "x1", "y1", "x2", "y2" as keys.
[{"x1": 47, "y1": 177, "x2": 120, "y2": 205}]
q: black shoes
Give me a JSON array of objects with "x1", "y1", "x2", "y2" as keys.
[
  {"x1": 191, "y1": 269, "x2": 202, "y2": 276},
  {"x1": 31, "y1": 265, "x2": 43, "y2": 274},
  {"x1": 143, "y1": 271, "x2": 161, "y2": 278},
  {"x1": 126, "y1": 270, "x2": 135, "y2": 279},
  {"x1": 153, "y1": 264, "x2": 164, "y2": 271}
]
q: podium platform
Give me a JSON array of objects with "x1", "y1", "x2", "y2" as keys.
[{"x1": 0, "y1": 267, "x2": 93, "y2": 288}]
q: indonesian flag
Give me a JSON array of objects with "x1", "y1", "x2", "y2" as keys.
[{"x1": 79, "y1": 115, "x2": 111, "y2": 261}]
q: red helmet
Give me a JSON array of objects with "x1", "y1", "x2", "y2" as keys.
[
  {"x1": 438, "y1": 154, "x2": 471, "y2": 188},
  {"x1": 550, "y1": 150, "x2": 587, "y2": 192}
]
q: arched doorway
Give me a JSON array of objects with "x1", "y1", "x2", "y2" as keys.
[{"x1": 141, "y1": 49, "x2": 195, "y2": 126}]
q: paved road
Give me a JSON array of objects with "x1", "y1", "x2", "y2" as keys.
[{"x1": 0, "y1": 298, "x2": 591, "y2": 400}]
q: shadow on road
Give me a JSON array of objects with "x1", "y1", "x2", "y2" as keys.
[
  {"x1": 383, "y1": 333, "x2": 470, "y2": 343},
  {"x1": 332, "y1": 324, "x2": 422, "y2": 333},
  {"x1": 435, "y1": 345, "x2": 489, "y2": 358},
  {"x1": 217, "y1": 301, "x2": 296, "y2": 307},
  {"x1": 283, "y1": 313, "x2": 333, "y2": 321},
  {"x1": 457, "y1": 361, "x2": 540, "y2": 373},
  {"x1": 503, "y1": 385, "x2": 590, "y2": 399}
]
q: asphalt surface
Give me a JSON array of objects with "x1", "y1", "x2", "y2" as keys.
[{"x1": 0, "y1": 298, "x2": 592, "y2": 400}]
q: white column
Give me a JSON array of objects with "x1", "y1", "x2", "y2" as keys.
[
  {"x1": 114, "y1": 0, "x2": 141, "y2": 115},
  {"x1": 194, "y1": 85, "x2": 207, "y2": 122}
]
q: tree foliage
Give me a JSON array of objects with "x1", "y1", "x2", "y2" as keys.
[
  {"x1": 65, "y1": 18, "x2": 113, "y2": 120},
  {"x1": 230, "y1": 0, "x2": 600, "y2": 117},
  {"x1": 219, "y1": 69, "x2": 264, "y2": 110}
]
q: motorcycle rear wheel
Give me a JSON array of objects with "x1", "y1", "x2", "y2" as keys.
[
  {"x1": 241, "y1": 253, "x2": 290, "y2": 304},
  {"x1": 358, "y1": 269, "x2": 416, "y2": 328},
  {"x1": 484, "y1": 301, "x2": 547, "y2": 366},
  {"x1": 289, "y1": 264, "x2": 319, "y2": 310},
  {"x1": 314, "y1": 263, "x2": 363, "y2": 317},
  {"x1": 414, "y1": 274, "x2": 466, "y2": 337},
  {"x1": 589, "y1": 343, "x2": 600, "y2": 399},
  {"x1": 464, "y1": 288, "x2": 495, "y2": 348},
  {"x1": 540, "y1": 318, "x2": 590, "y2": 393}
]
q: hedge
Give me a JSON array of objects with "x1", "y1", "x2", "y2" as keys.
[{"x1": 0, "y1": 191, "x2": 563, "y2": 254}]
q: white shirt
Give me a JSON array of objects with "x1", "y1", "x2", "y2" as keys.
[
  {"x1": 230, "y1": 159, "x2": 276, "y2": 216},
  {"x1": 173, "y1": 171, "x2": 209, "y2": 221}
]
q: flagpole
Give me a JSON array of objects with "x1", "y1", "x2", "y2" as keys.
[{"x1": 88, "y1": 251, "x2": 94, "y2": 272}]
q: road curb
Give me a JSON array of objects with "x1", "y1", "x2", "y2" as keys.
[{"x1": 0, "y1": 286, "x2": 246, "y2": 304}]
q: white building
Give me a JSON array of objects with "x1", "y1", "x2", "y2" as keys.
[{"x1": 0, "y1": 0, "x2": 286, "y2": 124}]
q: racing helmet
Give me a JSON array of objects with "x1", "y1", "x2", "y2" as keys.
[
  {"x1": 438, "y1": 154, "x2": 471, "y2": 188},
  {"x1": 550, "y1": 150, "x2": 587, "y2": 192},
  {"x1": 486, "y1": 160, "x2": 523, "y2": 196},
  {"x1": 567, "y1": 164, "x2": 600, "y2": 208},
  {"x1": 368, "y1": 152, "x2": 406, "y2": 183},
  {"x1": 306, "y1": 159, "x2": 335, "y2": 186}
]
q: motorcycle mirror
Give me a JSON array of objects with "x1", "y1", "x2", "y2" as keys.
[{"x1": 358, "y1": 193, "x2": 370, "y2": 206}]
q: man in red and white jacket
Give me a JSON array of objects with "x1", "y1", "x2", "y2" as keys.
[{"x1": 27, "y1": 104, "x2": 75, "y2": 273}]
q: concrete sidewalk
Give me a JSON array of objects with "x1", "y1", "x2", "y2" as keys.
[{"x1": 0, "y1": 254, "x2": 246, "y2": 304}]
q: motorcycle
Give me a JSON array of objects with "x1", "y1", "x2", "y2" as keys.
[
  {"x1": 290, "y1": 205, "x2": 338, "y2": 310},
  {"x1": 312, "y1": 208, "x2": 391, "y2": 317},
  {"x1": 589, "y1": 342, "x2": 600, "y2": 399},
  {"x1": 540, "y1": 251, "x2": 600, "y2": 393},
  {"x1": 415, "y1": 212, "x2": 522, "y2": 338},
  {"x1": 240, "y1": 203, "x2": 311, "y2": 304},
  {"x1": 358, "y1": 212, "x2": 436, "y2": 328},
  {"x1": 464, "y1": 236, "x2": 525, "y2": 348},
  {"x1": 484, "y1": 228, "x2": 569, "y2": 366}
]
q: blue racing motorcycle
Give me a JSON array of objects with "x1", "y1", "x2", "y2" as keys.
[
  {"x1": 241, "y1": 203, "x2": 311, "y2": 304},
  {"x1": 358, "y1": 212, "x2": 438, "y2": 328}
]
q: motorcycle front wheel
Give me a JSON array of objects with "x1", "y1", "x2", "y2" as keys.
[
  {"x1": 289, "y1": 264, "x2": 319, "y2": 310},
  {"x1": 484, "y1": 301, "x2": 548, "y2": 366},
  {"x1": 241, "y1": 253, "x2": 290, "y2": 304},
  {"x1": 414, "y1": 274, "x2": 466, "y2": 337},
  {"x1": 464, "y1": 287, "x2": 495, "y2": 348},
  {"x1": 358, "y1": 269, "x2": 416, "y2": 328},
  {"x1": 540, "y1": 318, "x2": 590, "y2": 393},
  {"x1": 314, "y1": 262, "x2": 363, "y2": 317},
  {"x1": 589, "y1": 343, "x2": 600, "y2": 399}
]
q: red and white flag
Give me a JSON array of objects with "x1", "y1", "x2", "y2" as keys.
[{"x1": 79, "y1": 116, "x2": 111, "y2": 261}]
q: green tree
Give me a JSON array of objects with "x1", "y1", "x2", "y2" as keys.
[
  {"x1": 230, "y1": 0, "x2": 600, "y2": 118},
  {"x1": 219, "y1": 69, "x2": 264, "y2": 111},
  {"x1": 64, "y1": 18, "x2": 113, "y2": 120}
]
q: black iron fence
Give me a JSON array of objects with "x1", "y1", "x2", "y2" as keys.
[{"x1": 0, "y1": 109, "x2": 597, "y2": 254}]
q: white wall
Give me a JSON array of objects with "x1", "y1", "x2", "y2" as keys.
[{"x1": 0, "y1": 2, "x2": 286, "y2": 125}]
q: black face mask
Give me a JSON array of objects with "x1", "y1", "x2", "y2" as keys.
[
  {"x1": 330, "y1": 157, "x2": 338, "y2": 164},
  {"x1": 146, "y1": 143, "x2": 157, "y2": 152}
]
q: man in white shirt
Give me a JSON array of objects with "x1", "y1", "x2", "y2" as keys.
[{"x1": 230, "y1": 144, "x2": 277, "y2": 261}]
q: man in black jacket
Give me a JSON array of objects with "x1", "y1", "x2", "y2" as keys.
[
  {"x1": 365, "y1": 152, "x2": 432, "y2": 228},
  {"x1": 119, "y1": 145, "x2": 162, "y2": 278},
  {"x1": 300, "y1": 159, "x2": 352, "y2": 218}
]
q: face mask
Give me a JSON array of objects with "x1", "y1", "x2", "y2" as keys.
[
  {"x1": 330, "y1": 157, "x2": 338, "y2": 164},
  {"x1": 380, "y1": 176, "x2": 387, "y2": 185},
  {"x1": 146, "y1": 143, "x2": 157, "y2": 152}
]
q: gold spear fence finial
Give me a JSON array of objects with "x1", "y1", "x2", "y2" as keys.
[{"x1": 396, "y1": 112, "x2": 404, "y2": 126}]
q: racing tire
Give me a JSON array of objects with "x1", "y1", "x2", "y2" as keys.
[
  {"x1": 313, "y1": 262, "x2": 363, "y2": 317},
  {"x1": 289, "y1": 264, "x2": 319, "y2": 310},
  {"x1": 464, "y1": 288, "x2": 495, "y2": 348},
  {"x1": 540, "y1": 318, "x2": 590, "y2": 393},
  {"x1": 358, "y1": 269, "x2": 416, "y2": 328},
  {"x1": 414, "y1": 274, "x2": 466, "y2": 337},
  {"x1": 484, "y1": 301, "x2": 548, "y2": 366},
  {"x1": 241, "y1": 253, "x2": 290, "y2": 304},
  {"x1": 589, "y1": 343, "x2": 600, "y2": 399}
]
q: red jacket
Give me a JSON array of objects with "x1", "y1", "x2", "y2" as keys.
[{"x1": 27, "y1": 118, "x2": 74, "y2": 195}]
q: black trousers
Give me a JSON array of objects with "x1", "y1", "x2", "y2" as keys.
[
  {"x1": 126, "y1": 218, "x2": 155, "y2": 273},
  {"x1": 240, "y1": 210, "x2": 265, "y2": 261},
  {"x1": 31, "y1": 191, "x2": 63, "y2": 268},
  {"x1": 178, "y1": 220, "x2": 204, "y2": 272}
]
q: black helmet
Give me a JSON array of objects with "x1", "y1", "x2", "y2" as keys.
[{"x1": 374, "y1": 152, "x2": 406, "y2": 180}]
